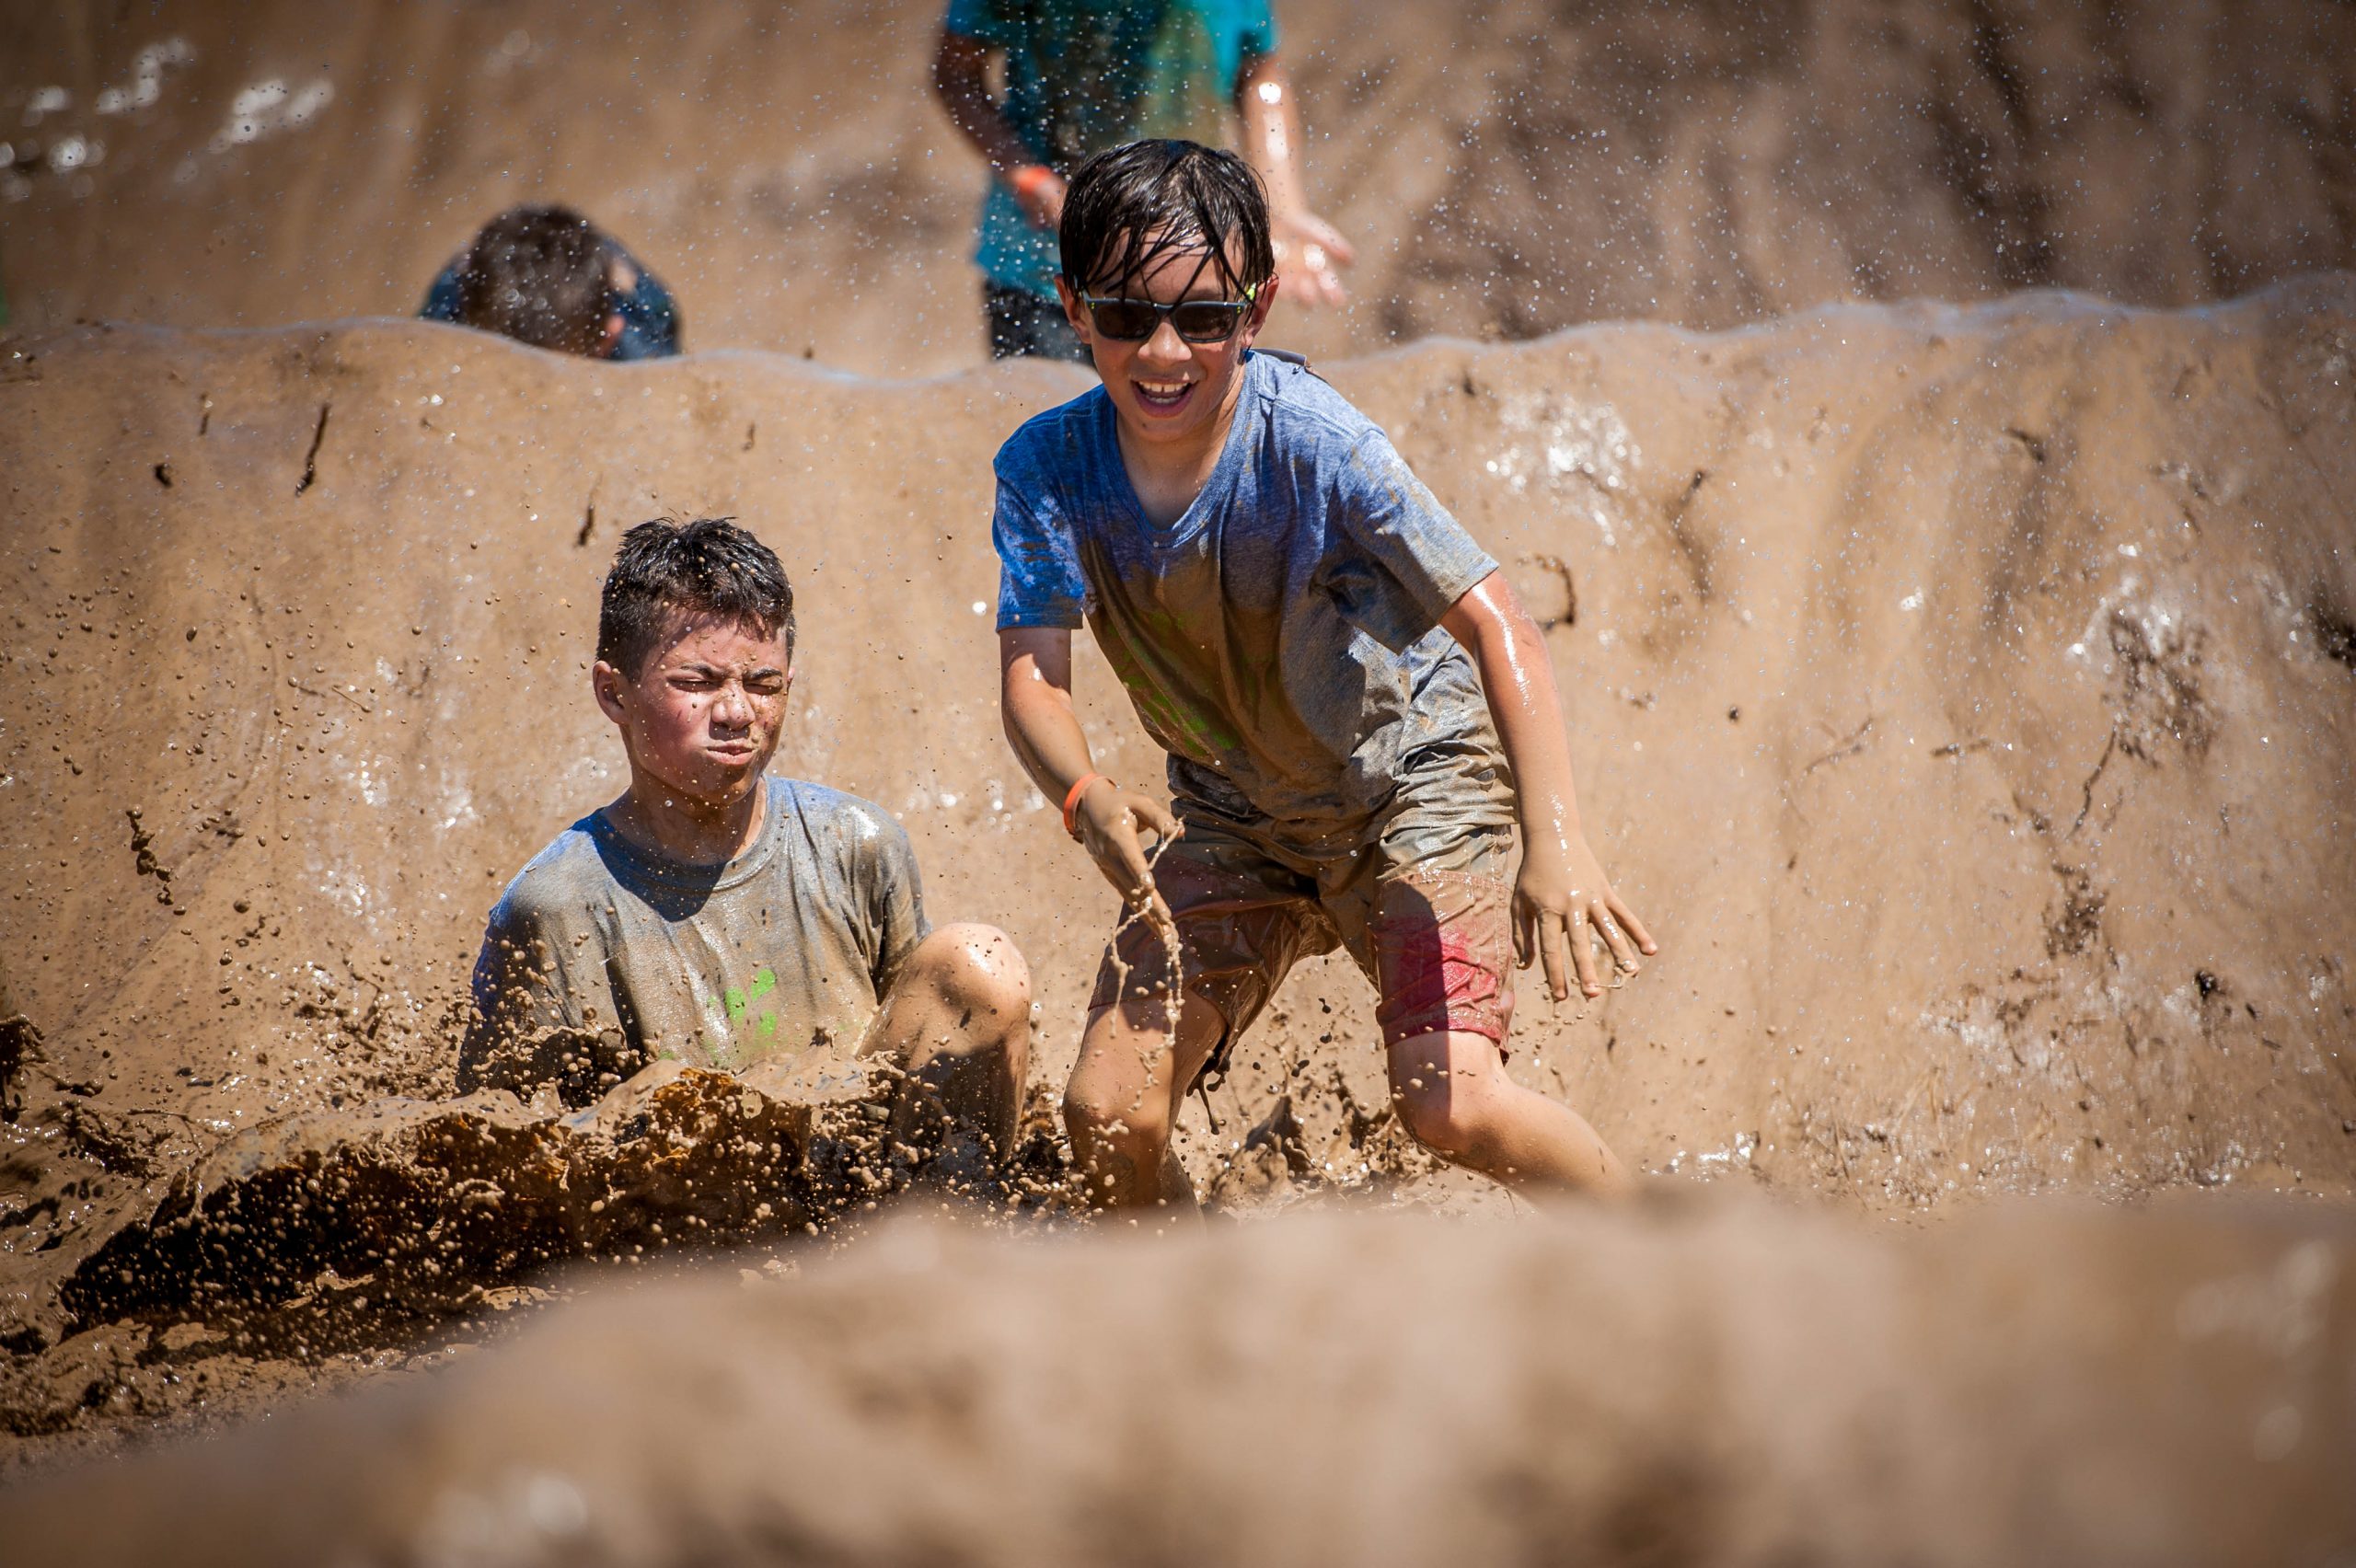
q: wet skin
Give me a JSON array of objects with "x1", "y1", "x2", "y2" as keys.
[
  {"x1": 1056, "y1": 241, "x2": 1277, "y2": 529},
  {"x1": 593, "y1": 614, "x2": 791, "y2": 866}
]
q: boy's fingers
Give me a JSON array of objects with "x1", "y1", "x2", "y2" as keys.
[
  {"x1": 1512, "y1": 903, "x2": 1532, "y2": 969},
  {"x1": 1114, "y1": 836, "x2": 1158, "y2": 901},
  {"x1": 1595, "y1": 905, "x2": 1641, "y2": 973},
  {"x1": 1610, "y1": 896, "x2": 1659, "y2": 956},
  {"x1": 1568, "y1": 910, "x2": 1602, "y2": 998},
  {"x1": 1133, "y1": 797, "x2": 1182, "y2": 845},
  {"x1": 1540, "y1": 910, "x2": 1573, "y2": 1002}
]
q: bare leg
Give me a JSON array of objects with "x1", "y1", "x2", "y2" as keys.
[
  {"x1": 1063, "y1": 989, "x2": 1225, "y2": 1211},
  {"x1": 1387, "y1": 1030, "x2": 1630, "y2": 1196},
  {"x1": 860, "y1": 923, "x2": 1032, "y2": 1163}
]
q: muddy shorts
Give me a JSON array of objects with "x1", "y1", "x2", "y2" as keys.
[{"x1": 1088, "y1": 794, "x2": 1519, "y2": 1078}]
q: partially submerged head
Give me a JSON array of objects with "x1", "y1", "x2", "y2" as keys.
[
  {"x1": 593, "y1": 517, "x2": 795, "y2": 812},
  {"x1": 454, "y1": 204, "x2": 624, "y2": 359},
  {"x1": 1056, "y1": 140, "x2": 1278, "y2": 448}
]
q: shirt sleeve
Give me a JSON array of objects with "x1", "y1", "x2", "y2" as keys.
[
  {"x1": 419, "y1": 257, "x2": 465, "y2": 323},
  {"x1": 1236, "y1": 0, "x2": 1279, "y2": 61},
  {"x1": 606, "y1": 242, "x2": 682, "y2": 361},
  {"x1": 942, "y1": 0, "x2": 1019, "y2": 47},
  {"x1": 864, "y1": 817, "x2": 932, "y2": 999},
  {"x1": 992, "y1": 447, "x2": 1091, "y2": 630},
  {"x1": 1329, "y1": 427, "x2": 1498, "y2": 650},
  {"x1": 456, "y1": 884, "x2": 618, "y2": 1092}
]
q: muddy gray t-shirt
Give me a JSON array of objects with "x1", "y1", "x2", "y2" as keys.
[
  {"x1": 460, "y1": 778, "x2": 928, "y2": 1082},
  {"x1": 992, "y1": 351, "x2": 1514, "y2": 852}
]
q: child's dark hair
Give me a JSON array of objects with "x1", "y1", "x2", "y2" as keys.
[
  {"x1": 597, "y1": 517, "x2": 795, "y2": 677},
  {"x1": 1059, "y1": 140, "x2": 1275, "y2": 298},
  {"x1": 454, "y1": 204, "x2": 617, "y2": 357}
]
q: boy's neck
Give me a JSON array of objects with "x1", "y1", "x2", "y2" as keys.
[
  {"x1": 1112, "y1": 361, "x2": 1250, "y2": 529},
  {"x1": 603, "y1": 773, "x2": 768, "y2": 867}
]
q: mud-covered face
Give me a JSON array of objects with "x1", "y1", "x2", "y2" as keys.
[
  {"x1": 1058, "y1": 239, "x2": 1273, "y2": 453},
  {"x1": 593, "y1": 613, "x2": 790, "y2": 809}
]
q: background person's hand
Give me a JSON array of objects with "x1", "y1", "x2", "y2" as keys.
[
  {"x1": 1074, "y1": 780, "x2": 1182, "y2": 928},
  {"x1": 1012, "y1": 165, "x2": 1068, "y2": 231},
  {"x1": 1513, "y1": 836, "x2": 1657, "y2": 1002},
  {"x1": 1270, "y1": 208, "x2": 1356, "y2": 307}
]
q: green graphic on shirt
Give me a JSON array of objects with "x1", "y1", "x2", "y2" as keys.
[{"x1": 720, "y1": 968, "x2": 780, "y2": 1040}]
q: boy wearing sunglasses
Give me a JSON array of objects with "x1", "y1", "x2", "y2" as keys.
[{"x1": 991, "y1": 140, "x2": 1657, "y2": 1209}]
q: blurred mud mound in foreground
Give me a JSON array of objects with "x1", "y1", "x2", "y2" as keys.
[
  {"x1": 6, "y1": 1197, "x2": 2354, "y2": 1565},
  {"x1": 1, "y1": 277, "x2": 2353, "y2": 1459},
  {"x1": 2, "y1": 0, "x2": 2352, "y2": 373}
]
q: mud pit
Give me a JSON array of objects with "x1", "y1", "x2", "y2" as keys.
[{"x1": 1, "y1": 278, "x2": 2354, "y2": 1516}]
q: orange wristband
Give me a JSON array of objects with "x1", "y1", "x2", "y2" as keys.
[
  {"x1": 1011, "y1": 163, "x2": 1057, "y2": 202},
  {"x1": 1062, "y1": 772, "x2": 1110, "y2": 840}
]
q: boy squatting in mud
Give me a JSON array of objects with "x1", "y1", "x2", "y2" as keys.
[
  {"x1": 459, "y1": 518, "x2": 1031, "y2": 1172},
  {"x1": 992, "y1": 141, "x2": 1658, "y2": 1207}
]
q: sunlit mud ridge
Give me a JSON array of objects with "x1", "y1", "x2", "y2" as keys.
[
  {"x1": 6, "y1": 1199, "x2": 2355, "y2": 1566},
  {"x1": 3, "y1": 278, "x2": 2354, "y2": 1462}
]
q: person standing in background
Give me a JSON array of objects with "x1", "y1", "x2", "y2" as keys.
[{"x1": 930, "y1": 0, "x2": 1353, "y2": 363}]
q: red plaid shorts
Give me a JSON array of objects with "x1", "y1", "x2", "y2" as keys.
[{"x1": 1089, "y1": 804, "x2": 1518, "y2": 1071}]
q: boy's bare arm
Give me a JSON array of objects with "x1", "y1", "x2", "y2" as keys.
[
  {"x1": 932, "y1": 31, "x2": 1066, "y2": 230},
  {"x1": 999, "y1": 628, "x2": 1180, "y2": 923},
  {"x1": 1233, "y1": 54, "x2": 1355, "y2": 307},
  {"x1": 1439, "y1": 572, "x2": 1657, "y2": 1000}
]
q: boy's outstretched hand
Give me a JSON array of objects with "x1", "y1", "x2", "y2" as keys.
[
  {"x1": 1271, "y1": 209, "x2": 1356, "y2": 308},
  {"x1": 1438, "y1": 573, "x2": 1660, "y2": 1005},
  {"x1": 1515, "y1": 834, "x2": 1656, "y2": 1003},
  {"x1": 1073, "y1": 780, "x2": 1183, "y2": 929}
]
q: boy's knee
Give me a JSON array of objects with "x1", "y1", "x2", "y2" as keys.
[
  {"x1": 910, "y1": 923, "x2": 1032, "y2": 1024},
  {"x1": 1392, "y1": 1065, "x2": 1506, "y2": 1159},
  {"x1": 1063, "y1": 1078, "x2": 1167, "y2": 1152}
]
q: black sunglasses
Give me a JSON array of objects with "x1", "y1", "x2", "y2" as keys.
[{"x1": 1078, "y1": 284, "x2": 1260, "y2": 344}]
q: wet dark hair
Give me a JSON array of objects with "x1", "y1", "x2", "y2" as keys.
[
  {"x1": 596, "y1": 517, "x2": 795, "y2": 678},
  {"x1": 453, "y1": 204, "x2": 618, "y2": 357},
  {"x1": 1058, "y1": 139, "x2": 1275, "y2": 298}
]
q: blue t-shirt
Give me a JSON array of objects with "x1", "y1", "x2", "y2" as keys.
[
  {"x1": 944, "y1": 0, "x2": 1277, "y2": 300},
  {"x1": 420, "y1": 236, "x2": 681, "y2": 361},
  {"x1": 992, "y1": 352, "x2": 1513, "y2": 851}
]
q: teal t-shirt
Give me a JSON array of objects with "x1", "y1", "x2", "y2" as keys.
[{"x1": 944, "y1": 0, "x2": 1278, "y2": 300}]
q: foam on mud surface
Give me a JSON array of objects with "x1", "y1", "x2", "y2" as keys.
[{"x1": 1, "y1": 280, "x2": 2354, "y2": 1477}]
